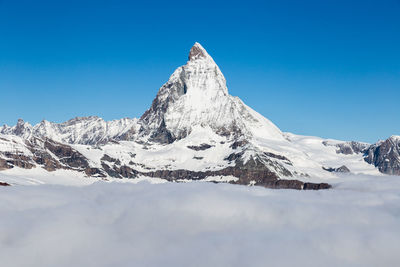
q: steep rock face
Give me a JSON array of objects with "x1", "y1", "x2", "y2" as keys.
[
  {"x1": 365, "y1": 136, "x2": 400, "y2": 175},
  {"x1": 138, "y1": 42, "x2": 283, "y2": 144}
]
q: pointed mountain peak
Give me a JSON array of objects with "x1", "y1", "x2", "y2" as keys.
[
  {"x1": 188, "y1": 42, "x2": 211, "y2": 61},
  {"x1": 139, "y1": 43, "x2": 284, "y2": 144}
]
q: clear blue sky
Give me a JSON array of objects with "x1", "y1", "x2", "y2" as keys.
[{"x1": 0, "y1": 0, "x2": 399, "y2": 143}]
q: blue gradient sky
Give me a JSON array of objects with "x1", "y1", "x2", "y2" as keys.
[{"x1": 0, "y1": 0, "x2": 399, "y2": 143}]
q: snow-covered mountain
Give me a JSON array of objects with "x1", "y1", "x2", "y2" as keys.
[
  {"x1": 0, "y1": 43, "x2": 398, "y2": 188},
  {"x1": 1, "y1": 116, "x2": 139, "y2": 145},
  {"x1": 138, "y1": 42, "x2": 283, "y2": 143}
]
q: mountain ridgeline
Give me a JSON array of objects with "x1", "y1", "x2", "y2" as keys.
[{"x1": 1, "y1": 43, "x2": 399, "y2": 188}]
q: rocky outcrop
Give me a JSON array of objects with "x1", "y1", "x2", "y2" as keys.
[
  {"x1": 364, "y1": 136, "x2": 400, "y2": 175},
  {"x1": 0, "y1": 158, "x2": 10, "y2": 170},
  {"x1": 187, "y1": 144, "x2": 213, "y2": 151},
  {"x1": 140, "y1": 167, "x2": 330, "y2": 190},
  {"x1": 323, "y1": 141, "x2": 369, "y2": 155},
  {"x1": 101, "y1": 162, "x2": 138, "y2": 178},
  {"x1": 43, "y1": 139, "x2": 89, "y2": 169},
  {"x1": 323, "y1": 165, "x2": 350, "y2": 173},
  {"x1": 0, "y1": 153, "x2": 35, "y2": 170},
  {"x1": 139, "y1": 155, "x2": 330, "y2": 190},
  {"x1": 0, "y1": 181, "x2": 10, "y2": 186},
  {"x1": 261, "y1": 180, "x2": 331, "y2": 190},
  {"x1": 101, "y1": 154, "x2": 121, "y2": 165},
  {"x1": 1, "y1": 137, "x2": 95, "y2": 174}
]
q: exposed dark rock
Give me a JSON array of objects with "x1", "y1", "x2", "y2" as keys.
[
  {"x1": 224, "y1": 152, "x2": 244, "y2": 162},
  {"x1": 0, "y1": 181, "x2": 10, "y2": 186},
  {"x1": 323, "y1": 165, "x2": 350, "y2": 173},
  {"x1": 84, "y1": 167, "x2": 106, "y2": 177},
  {"x1": 230, "y1": 139, "x2": 248, "y2": 149},
  {"x1": 0, "y1": 158, "x2": 12, "y2": 170},
  {"x1": 101, "y1": 154, "x2": 121, "y2": 165},
  {"x1": 149, "y1": 119, "x2": 176, "y2": 144},
  {"x1": 323, "y1": 141, "x2": 370, "y2": 155},
  {"x1": 364, "y1": 136, "x2": 400, "y2": 175},
  {"x1": 101, "y1": 163, "x2": 122, "y2": 178},
  {"x1": 303, "y1": 182, "x2": 331, "y2": 190},
  {"x1": 139, "y1": 154, "x2": 331, "y2": 190},
  {"x1": 141, "y1": 167, "x2": 330, "y2": 190},
  {"x1": 118, "y1": 165, "x2": 138, "y2": 178},
  {"x1": 215, "y1": 124, "x2": 244, "y2": 139},
  {"x1": 187, "y1": 144, "x2": 213, "y2": 151},
  {"x1": 1, "y1": 153, "x2": 35, "y2": 169},
  {"x1": 189, "y1": 43, "x2": 208, "y2": 61},
  {"x1": 259, "y1": 180, "x2": 330, "y2": 190},
  {"x1": 260, "y1": 179, "x2": 304, "y2": 189},
  {"x1": 263, "y1": 152, "x2": 289, "y2": 161},
  {"x1": 0, "y1": 137, "x2": 92, "y2": 173},
  {"x1": 140, "y1": 154, "x2": 282, "y2": 184},
  {"x1": 139, "y1": 80, "x2": 181, "y2": 144},
  {"x1": 193, "y1": 156, "x2": 204, "y2": 160},
  {"x1": 101, "y1": 162, "x2": 138, "y2": 179},
  {"x1": 43, "y1": 139, "x2": 89, "y2": 169},
  {"x1": 31, "y1": 150, "x2": 63, "y2": 172}
]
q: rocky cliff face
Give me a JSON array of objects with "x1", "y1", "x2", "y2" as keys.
[{"x1": 364, "y1": 136, "x2": 400, "y2": 175}]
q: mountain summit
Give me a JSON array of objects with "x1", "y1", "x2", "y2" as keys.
[
  {"x1": 139, "y1": 42, "x2": 283, "y2": 143},
  {"x1": 188, "y1": 42, "x2": 211, "y2": 61}
]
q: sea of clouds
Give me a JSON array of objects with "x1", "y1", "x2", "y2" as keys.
[{"x1": 1, "y1": 175, "x2": 400, "y2": 267}]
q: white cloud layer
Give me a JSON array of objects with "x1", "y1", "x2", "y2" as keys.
[{"x1": 1, "y1": 175, "x2": 400, "y2": 267}]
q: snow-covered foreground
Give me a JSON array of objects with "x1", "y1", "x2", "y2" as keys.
[{"x1": 1, "y1": 176, "x2": 400, "y2": 267}]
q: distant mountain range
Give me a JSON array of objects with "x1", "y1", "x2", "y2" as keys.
[{"x1": 1, "y1": 43, "x2": 399, "y2": 189}]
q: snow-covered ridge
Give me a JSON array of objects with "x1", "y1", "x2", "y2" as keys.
[{"x1": 1, "y1": 116, "x2": 139, "y2": 145}]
